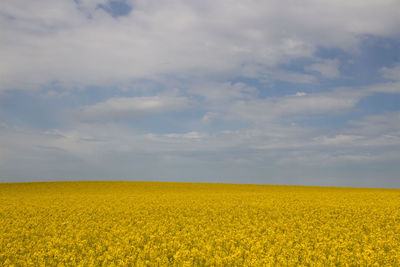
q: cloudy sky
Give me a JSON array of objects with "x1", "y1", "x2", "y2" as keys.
[{"x1": 1, "y1": 0, "x2": 400, "y2": 187}]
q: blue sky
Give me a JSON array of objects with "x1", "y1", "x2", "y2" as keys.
[{"x1": 1, "y1": 0, "x2": 400, "y2": 187}]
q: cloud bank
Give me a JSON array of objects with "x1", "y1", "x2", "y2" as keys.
[{"x1": 1, "y1": 0, "x2": 400, "y2": 187}]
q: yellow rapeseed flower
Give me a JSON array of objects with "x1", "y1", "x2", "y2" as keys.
[{"x1": 0, "y1": 181, "x2": 399, "y2": 266}]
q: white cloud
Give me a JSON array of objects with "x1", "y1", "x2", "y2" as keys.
[
  {"x1": 315, "y1": 135, "x2": 364, "y2": 145},
  {"x1": 1, "y1": 108, "x2": 400, "y2": 185},
  {"x1": 189, "y1": 82, "x2": 257, "y2": 102},
  {"x1": 2, "y1": 0, "x2": 400, "y2": 187},
  {"x1": 347, "y1": 111, "x2": 400, "y2": 137},
  {"x1": 164, "y1": 131, "x2": 204, "y2": 140},
  {"x1": 77, "y1": 96, "x2": 190, "y2": 121},
  {"x1": 305, "y1": 59, "x2": 340, "y2": 78},
  {"x1": 295, "y1": 92, "x2": 307, "y2": 96},
  {"x1": 2, "y1": 0, "x2": 400, "y2": 91},
  {"x1": 381, "y1": 64, "x2": 400, "y2": 81},
  {"x1": 192, "y1": 85, "x2": 367, "y2": 124},
  {"x1": 365, "y1": 81, "x2": 400, "y2": 94},
  {"x1": 201, "y1": 112, "x2": 221, "y2": 124},
  {"x1": 228, "y1": 92, "x2": 360, "y2": 123},
  {"x1": 193, "y1": 82, "x2": 396, "y2": 125},
  {"x1": 265, "y1": 69, "x2": 317, "y2": 84}
]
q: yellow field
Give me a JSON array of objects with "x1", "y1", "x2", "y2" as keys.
[{"x1": 0, "y1": 182, "x2": 399, "y2": 266}]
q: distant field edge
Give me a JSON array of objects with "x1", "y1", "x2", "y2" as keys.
[{"x1": 0, "y1": 179, "x2": 398, "y2": 190}]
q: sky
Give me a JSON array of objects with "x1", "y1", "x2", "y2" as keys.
[{"x1": 1, "y1": 0, "x2": 400, "y2": 187}]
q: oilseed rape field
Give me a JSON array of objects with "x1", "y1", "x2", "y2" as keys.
[{"x1": 1, "y1": 182, "x2": 399, "y2": 266}]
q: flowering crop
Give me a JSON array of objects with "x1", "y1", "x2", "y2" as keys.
[{"x1": 1, "y1": 181, "x2": 399, "y2": 266}]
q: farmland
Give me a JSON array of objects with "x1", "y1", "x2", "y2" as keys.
[{"x1": 1, "y1": 181, "x2": 399, "y2": 266}]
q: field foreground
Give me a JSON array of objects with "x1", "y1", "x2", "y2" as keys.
[{"x1": 1, "y1": 181, "x2": 399, "y2": 266}]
